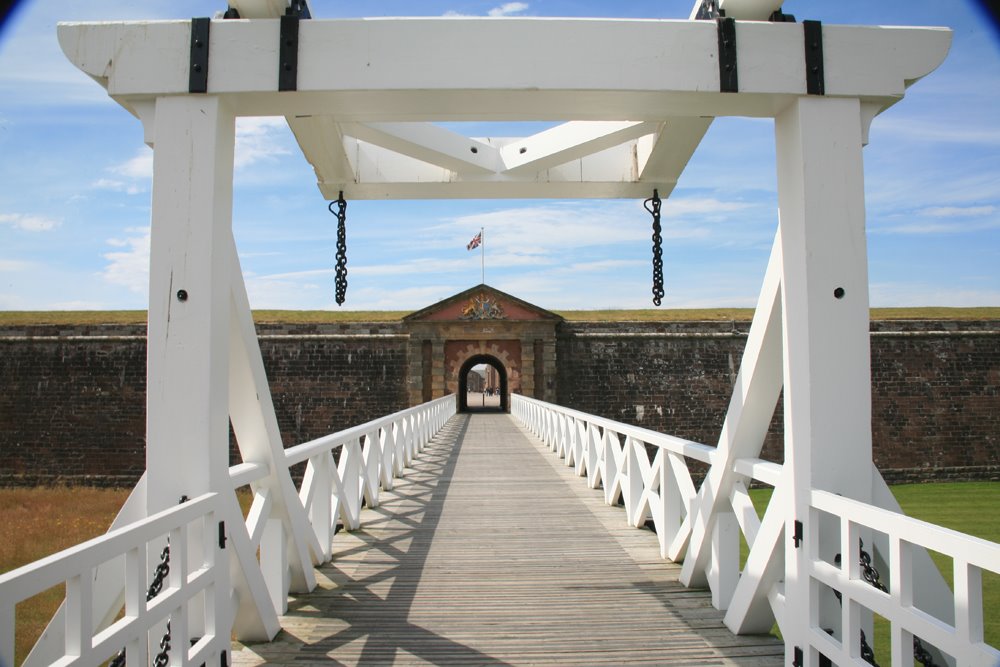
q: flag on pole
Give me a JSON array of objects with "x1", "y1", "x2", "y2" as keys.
[{"x1": 466, "y1": 231, "x2": 482, "y2": 251}]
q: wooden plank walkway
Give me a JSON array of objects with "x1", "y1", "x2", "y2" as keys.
[{"x1": 232, "y1": 413, "x2": 784, "y2": 666}]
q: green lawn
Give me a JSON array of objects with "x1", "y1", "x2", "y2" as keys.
[{"x1": 747, "y1": 482, "x2": 1000, "y2": 663}]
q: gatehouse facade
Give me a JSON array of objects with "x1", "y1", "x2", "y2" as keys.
[{"x1": 402, "y1": 285, "x2": 561, "y2": 411}]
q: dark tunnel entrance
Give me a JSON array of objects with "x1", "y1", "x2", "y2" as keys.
[{"x1": 458, "y1": 354, "x2": 508, "y2": 413}]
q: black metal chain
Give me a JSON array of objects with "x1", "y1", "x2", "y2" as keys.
[
  {"x1": 859, "y1": 629, "x2": 878, "y2": 666},
  {"x1": 643, "y1": 189, "x2": 664, "y2": 306},
  {"x1": 146, "y1": 541, "x2": 171, "y2": 600},
  {"x1": 153, "y1": 620, "x2": 171, "y2": 667},
  {"x1": 849, "y1": 539, "x2": 940, "y2": 667},
  {"x1": 330, "y1": 192, "x2": 348, "y2": 306},
  {"x1": 109, "y1": 498, "x2": 187, "y2": 667},
  {"x1": 913, "y1": 636, "x2": 939, "y2": 667}
]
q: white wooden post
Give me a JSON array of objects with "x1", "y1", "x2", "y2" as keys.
[
  {"x1": 261, "y1": 519, "x2": 288, "y2": 614},
  {"x1": 680, "y1": 233, "x2": 784, "y2": 589},
  {"x1": 145, "y1": 94, "x2": 236, "y2": 647},
  {"x1": 775, "y1": 95, "x2": 873, "y2": 661},
  {"x1": 709, "y1": 510, "x2": 740, "y2": 611}
]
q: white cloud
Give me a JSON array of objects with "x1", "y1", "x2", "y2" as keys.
[
  {"x1": 488, "y1": 2, "x2": 529, "y2": 17},
  {"x1": 919, "y1": 205, "x2": 996, "y2": 218},
  {"x1": 112, "y1": 149, "x2": 154, "y2": 180},
  {"x1": 100, "y1": 227, "x2": 150, "y2": 294},
  {"x1": 872, "y1": 118, "x2": 1000, "y2": 146},
  {"x1": 95, "y1": 118, "x2": 290, "y2": 194},
  {"x1": 347, "y1": 284, "x2": 459, "y2": 310},
  {"x1": 870, "y1": 283, "x2": 1000, "y2": 308},
  {"x1": 443, "y1": 2, "x2": 528, "y2": 18},
  {"x1": 91, "y1": 178, "x2": 144, "y2": 195},
  {"x1": 873, "y1": 219, "x2": 1000, "y2": 235},
  {"x1": 0, "y1": 213, "x2": 59, "y2": 231},
  {"x1": 661, "y1": 197, "x2": 752, "y2": 218},
  {"x1": 235, "y1": 117, "x2": 293, "y2": 169},
  {"x1": 440, "y1": 197, "x2": 749, "y2": 255},
  {"x1": 0, "y1": 259, "x2": 31, "y2": 271}
]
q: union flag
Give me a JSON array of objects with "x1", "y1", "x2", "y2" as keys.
[{"x1": 466, "y1": 232, "x2": 482, "y2": 251}]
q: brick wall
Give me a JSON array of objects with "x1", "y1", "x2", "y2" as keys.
[
  {"x1": 0, "y1": 330, "x2": 147, "y2": 486},
  {"x1": 0, "y1": 323, "x2": 409, "y2": 486},
  {"x1": 556, "y1": 320, "x2": 1000, "y2": 483},
  {"x1": 1, "y1": 319, "x2": 997, "y2": 486}
]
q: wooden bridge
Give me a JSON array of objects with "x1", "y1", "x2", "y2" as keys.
[
  {"x1": 232, "y1": 413, "x2": 782, "y2": 666},
  {"x1": 7, "y1": 4, "x2": 1000, "y2": 666}
]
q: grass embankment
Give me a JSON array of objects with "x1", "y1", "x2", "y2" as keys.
[
  {"x1": 747, "y1": 482, "x2": 1000, "y2": 662},
  {"x1": 0, "y1": 487, "x2": 131, "y2": 664},
  {"x1": 1, "y1": 483, "x2": 997, "y2": 663},
  {"x1": 1, "y1": 307, "x2": 998, "y2": 327}
]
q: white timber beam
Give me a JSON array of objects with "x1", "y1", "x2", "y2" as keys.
[
  {"x1": 638, "y1": 117, "x2": 713, "y2": 183},
  {"x1": 146, "y1": 95, "x2": 234, "y2": 513},
  {"x1": 338, "y1": 122, "x2": 499, "y2": 174},
  {"x1": 227, "y1": 239, "x2": 320, "y2": 636},
  {"x1": 775, "y1": 95, "x2": 874, "y2": 656},
  {"x1": 287, "y1": 116, "x2": 357, "y2": 187},
  {"x1": 144, "y1": 94, "x2": 235, "y2": 643},
  {"x1": 680, "y1": 231, "x2": 784, "y2": 590},
  {"x1": 57, "y1": 19, "x2": 950, "y2": 120},
  {"x1": 58, "y1": 18, "x2": 949, "y2": 200},
  {"x1": 499, "y1": 121, "x2": 659, "y2": 175},
  {"x1": 315, "y1": 139, "x2": 669, "y2": 200}
]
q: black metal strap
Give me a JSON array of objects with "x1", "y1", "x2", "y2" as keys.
[
  {"x1": 643, "y1": 190, "x2": 664, "y2": 307},
  {"x1": 330, "y1": 192, "x2": 348, "y2": 306},
  {"x1": 279, "y1": 14, "x2": 300, "y2": 92},
  {"x1": 189, "y1": 17, "x2": 211, "y2": 93},
  {"x1": 803, "y1": 20, "x2": 825, "y2": 95},
  {"x1": 717, "y1": 17, "x2": 738, "y2": 93}
]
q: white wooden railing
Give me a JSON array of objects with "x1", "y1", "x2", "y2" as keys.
[
  {"x1": 5, "y1": 395, "x2": 456, "y2": 667},
  {"x1": 806, "y1": 491, "x2": 1000, "y2": 666},
  {"x1": 0, "y1": 493, "x2": 227, "y2": 667},
  {"x1": 512, "y1": 393, "x2": 715, "y2": 563},
  {"x1": 512, "y1": 394, "x2": 1000, "y2": 667}
]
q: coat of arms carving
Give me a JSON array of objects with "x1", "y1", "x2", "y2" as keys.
[{"x1": 460, "y1": 295, "x2": 507, "y2": 320}]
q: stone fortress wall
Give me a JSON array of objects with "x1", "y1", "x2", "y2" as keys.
[{"x1": 1, "y1": 319, "x2": 997, "y2": 486}]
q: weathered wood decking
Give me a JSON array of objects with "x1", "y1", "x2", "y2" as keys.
[{"x1": 232, "y1": 413, "x2": 784, "y2": 666}]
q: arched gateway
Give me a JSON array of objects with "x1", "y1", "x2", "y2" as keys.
[
  {"x1": 402, "y1": 285, "x2": 562, "y2": 412},
  {"x1": 457, "y1": 354, "x2": 508, "y2": 412}
]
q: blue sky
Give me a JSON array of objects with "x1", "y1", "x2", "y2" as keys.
[{"x1": 1, "y1": 1, "x2": 998, "y2": 312}]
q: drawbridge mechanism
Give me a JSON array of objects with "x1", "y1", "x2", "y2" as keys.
[{"x1": 42, "y1": 1, "x2": 963, "y2": 665}]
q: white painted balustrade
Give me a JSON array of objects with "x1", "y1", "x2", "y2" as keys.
[
  {"x1": 512, "y1": 394, "x2": 1000, "y2": 667},
  {"x1": 0, "y1": 493, "x2": 228, "y2": 667},
  {"x1": 6, "y1": 395, "x2": 456, "y2": 667}
]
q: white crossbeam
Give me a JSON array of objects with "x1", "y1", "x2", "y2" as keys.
[
  {"x1": 499, "y1": 121, "x2": 659, "y2": 174},
  {"x1": 339, "y1": 122, "x2": 499, "y2": 174},
  {"x1": 680, "y1": 232, "x2": 783, "y2": 589},
  {"x1": 287, "y1": 116, "x2": 356, "y2": 186},
  {"x1": 58, "y1": 18, "x2": 949, "y2": 199},
  {"x1": 58, "y1": 19, "x2": 949, "y2": 116},
  {"x1": 639, "y1": 117, "x2": 713, "y2": 182}
]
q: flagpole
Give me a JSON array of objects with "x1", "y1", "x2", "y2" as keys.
[{"x1": 480, "y1": 226, "x2": 485, "y2": 285}]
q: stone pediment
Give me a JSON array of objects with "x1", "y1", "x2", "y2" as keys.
[{"x1": 403, "y1": 284, "x2": 563, "y2": 323}]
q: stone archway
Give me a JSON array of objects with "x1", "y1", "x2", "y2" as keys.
[
  {"x1": 402, "y1": 285, "x2": 562, "y2": 408},
  {"x1": 458, "y1": 354, "x2": 509, "y2": 412}
]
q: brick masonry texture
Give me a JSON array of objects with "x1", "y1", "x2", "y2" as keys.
[
  {"x1": 1, "y1": 319, "x2": 997, "y2": 486},
  {"x1": 557, "y1": 320, "x2": 1000, "y2": 484}
]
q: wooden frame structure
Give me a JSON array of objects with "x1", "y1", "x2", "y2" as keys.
[{"x1": 15, "y1": 0, "x2": 981, "y2": 664}]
